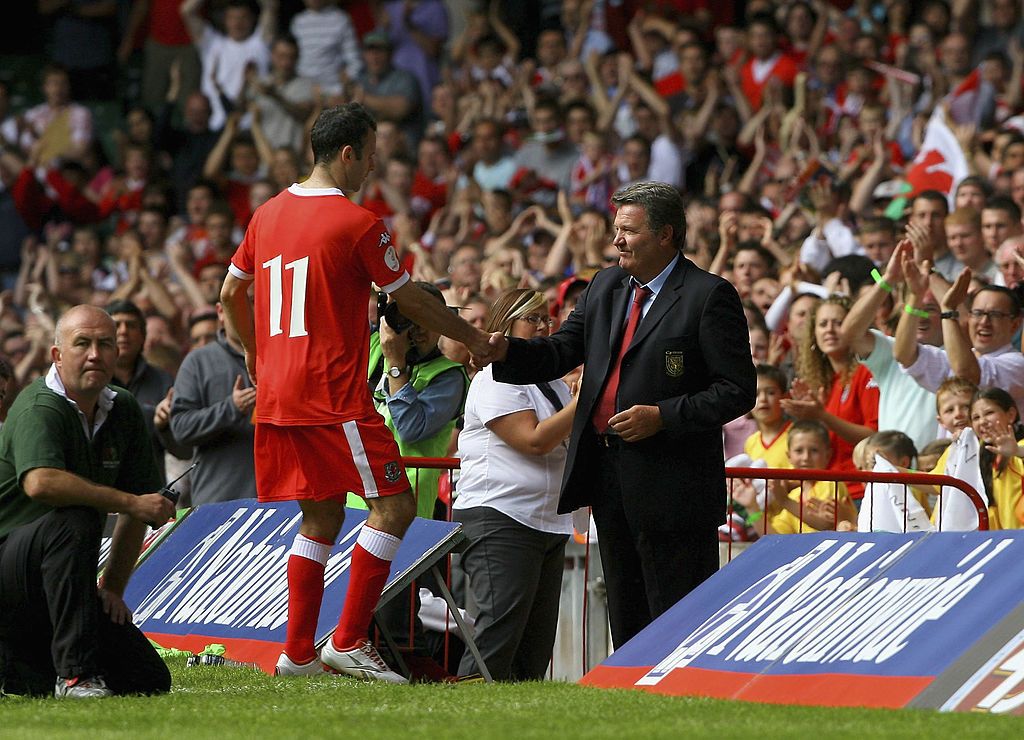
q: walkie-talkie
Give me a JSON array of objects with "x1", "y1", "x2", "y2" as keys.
[{"x1": 161, "y1": 463, "x2": 197, "y2": 505}]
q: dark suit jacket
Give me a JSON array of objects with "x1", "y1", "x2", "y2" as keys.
[{"x1": 493, "y1": 256, "x2": 756, "y2": 532}]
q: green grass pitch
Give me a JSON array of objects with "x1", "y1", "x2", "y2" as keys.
[{"x1": 2, "y1": 658, "x2": 1023, "y2": 738}]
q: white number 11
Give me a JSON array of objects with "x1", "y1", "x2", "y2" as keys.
[{"x1": 262, "y1": 255, "x2": 309, "y2": 337}]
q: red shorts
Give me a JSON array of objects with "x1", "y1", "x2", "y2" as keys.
[{"x1": 254, "y1": 417, "x2": 410, "y2": 502}]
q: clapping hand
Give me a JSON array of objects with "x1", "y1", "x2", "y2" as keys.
[
  {"x1": 780, "y1": 378, "x2": 825, "y2": 421},
  {"x1": 940, "y1": 267, "x2": 972, "y2": 312}
]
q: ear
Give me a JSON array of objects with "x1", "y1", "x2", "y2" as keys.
[
  {"x1": 660, "y1": 224, "x2": 674, "y2": 247},
  {"x1": 50, "y1": 345, "x2": 60, "y2": 364}
]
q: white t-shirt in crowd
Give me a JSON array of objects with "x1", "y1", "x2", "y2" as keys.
[
  {"x1": 454, "y1": 366, "x2": 572, "y2": 535},
  {"x1": 198, "y1": 25, "x2": 270, "y2": 130}
]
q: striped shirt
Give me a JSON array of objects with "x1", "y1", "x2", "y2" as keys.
[{"x1": 291, "y1": 7, "x2": 363, "y2": 92}]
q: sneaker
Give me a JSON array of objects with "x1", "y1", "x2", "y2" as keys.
[
  {"x1": 320, "y1": 639, "x2": 408, "y2": 684},
  {"x1": 54, "y1": 675, "x2": 113, "y2": 699},
  {"x1": 274, "y1": 653, "x2": 324, "y2": 677}
]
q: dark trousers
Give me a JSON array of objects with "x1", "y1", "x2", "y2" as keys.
[
  {"x1": 455, "y1": 506, "x2": 567, "y2": 681},
  {"x1": 592, "y1": 442, "x2": 720, "y2": 649},
  {"x1": 0, "y1": 507, "x2": 170, "y2": 696}
]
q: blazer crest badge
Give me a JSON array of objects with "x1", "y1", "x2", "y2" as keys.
[{"x1": 665, "y1": 351, "x2": 684, "y2": 377}]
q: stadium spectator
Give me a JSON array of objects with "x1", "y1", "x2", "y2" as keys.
[
  {"x1": 121, "y1": 0, "x2": 204, "y2": 114},
  {"x1": 354, "y1": 30, "x2": 424, "y2": 149},
  {"x1": 783, "y1": 295, "x2": 878, "y2": 496},
  {"x1": 736, "y1": 420, "x2": 857, "y2": 534},
  {"x1": 16, "y1": 64, "x2": 92, "y2": 166},
  {"x1": 181, "y1": 0, "x2": 275, "y2": 131},
  {"x1": 290, "y1": 0, "x2": 362, "y2": 95},
  {"x1": 105, "y1": 299, "x2": 178, "y2": 481},
  {"x1": 840, "y1": 242, "x2": 942, "y2": 449},
  {"x1": 247, "y1": 35, "x2": 314, "y2": 153},
  {"x1": 896, "y1": 258, "x2": 1024, "y2": 415},
  {"x1": 168, "y1": 303, "x2": 255, "y2": 506},
  {"x1": 377, "y1": 0, "x2": 448, "y2": 109}
]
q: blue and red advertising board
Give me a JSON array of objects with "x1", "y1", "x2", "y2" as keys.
[
  {"x1": 123, "y1": 501, "x2": 460, "y2": 673},
  {"x1": 583, "y1": 532, "x2": 1024, "y2": 710}
]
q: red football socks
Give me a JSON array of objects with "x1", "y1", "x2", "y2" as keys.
[
  {"x1": 332, "y1": 525, "x2": 401, "y2": 650},
  {"x1": 284, "y1": 533, "x2": 333, "y2": 664}
]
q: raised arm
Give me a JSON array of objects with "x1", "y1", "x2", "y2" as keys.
[
  {"x1": 257, "y1": 0, "x2": 278, "y2": 45},
  {"x1": 203, "y1": 111, "x2": 240, "y2": 179},
  {"x1": 180, "y1": 0, "x2": 206, "y2": 44},
  {"x1": 939, "y1": 268, "x2": 980, "y2": 385},
  {"x1": 893, "y1": 249, "x2": 929, "y2": 368},
  {"x1": 841, "y1": 241, "x2": 908, "y2": 356}
]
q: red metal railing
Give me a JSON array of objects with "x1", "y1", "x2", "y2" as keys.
[
  {"x1": 402, "y1": 457, "x2": 991, "y2": 678},
  {"x1": 407, "y1": 458, "x2": 989, "y2": 532},
  {"x1": 727, "y1": 466, "x2": 988, "y2": 528}
]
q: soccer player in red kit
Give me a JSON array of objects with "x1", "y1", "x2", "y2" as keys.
[{"x1": 220, "y1": 103, "x2": 501, "y2": 682}]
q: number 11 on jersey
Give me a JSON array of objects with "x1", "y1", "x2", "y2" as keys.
[{"x1": 263, "y1": 254, "x2": 309, "y2": 338}]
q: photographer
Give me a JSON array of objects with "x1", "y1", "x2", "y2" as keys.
[
  {"x1": 367, "y1": 282, "x2": 469, "y2": 519},
  {"x1": 360, "y1": 283, "x2": 469, "y2": 677}
]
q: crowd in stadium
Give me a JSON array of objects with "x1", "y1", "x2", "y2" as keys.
[{"x1": 3, "y1": 0, "x2": 1024, "y2": 689}]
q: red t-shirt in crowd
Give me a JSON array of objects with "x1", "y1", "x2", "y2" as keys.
[
  {"x1": 229, "y1": 184, "x2": 410, "y2": 426},
  {"x1": 225, "y1": 179, "x2": 253, "y2": 228},
  {"x1": 740, "y1": 53, "x2": 800, "y2": 110},
  {"x1": 148, "y1": 0, "x2": 193, "y2": 47},
  {"x1": 825, "y1": 363, "x2": 879, "y2": 498}
]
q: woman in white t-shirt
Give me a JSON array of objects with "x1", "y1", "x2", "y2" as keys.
[{"x1": 454, "y1": 289, "x2": 578, "y2": 680}]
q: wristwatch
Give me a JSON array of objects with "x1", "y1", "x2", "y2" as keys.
[
  {"x1": 940, "y1": 310, "x2": 959, "y2": 320},
  {"x1": 387, "y1": 365, "x2": 406, "y2": 378}
]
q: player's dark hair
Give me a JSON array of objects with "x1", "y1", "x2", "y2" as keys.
[{"x1": 311, "y1": 103, "x2": 377, "y2": 165}]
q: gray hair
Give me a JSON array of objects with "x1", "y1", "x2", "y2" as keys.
[{"x1": 610, "y1": 182, "x2": 686, "y2": 251}]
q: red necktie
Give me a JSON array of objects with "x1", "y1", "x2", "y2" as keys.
[{"x1": 593, "y1": 285, "x2": 652, "y2": 432}]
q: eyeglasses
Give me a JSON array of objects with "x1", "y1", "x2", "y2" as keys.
[
  {"x1": 969, "y1": 309, "x2": 1016, "y2": 321},
  {"x1": 518, "y1": 314, "x2": 556, "y2": 327}
]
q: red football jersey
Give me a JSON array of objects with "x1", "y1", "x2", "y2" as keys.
[{"x1": 230, "y1": 184, "x2": 410, "y2": 425}]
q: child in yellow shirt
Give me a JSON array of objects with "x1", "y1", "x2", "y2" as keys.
[
  {"x1": 969, "y1": 388, "x2": 1024, "y2": 530},
  {"x1": 735, "y1": 420, "x2": 858, "y2": 534},
  {"x1": 743, "y1": 365, "x2": 792, "y2": 470}
]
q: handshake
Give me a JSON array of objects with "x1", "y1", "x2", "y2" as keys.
[{"x1": 469, "y1": 331, "x2": 510, "y2": 370}]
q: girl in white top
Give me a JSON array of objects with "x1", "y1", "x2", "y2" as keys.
[{"x1": 454, "y1": 289, "x2": 578, "y2": 680}]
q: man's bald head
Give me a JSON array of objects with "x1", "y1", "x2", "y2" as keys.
[{"x1": 54, "y1": 305, "x2": 116, "y2": 348}]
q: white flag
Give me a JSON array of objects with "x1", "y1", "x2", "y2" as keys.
[{"x1": 937, "y1": 428, "x2": 989, "y2": 531}]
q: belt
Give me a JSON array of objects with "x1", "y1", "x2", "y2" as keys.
[{"x1": 596, "y1": 433, "x2": 624, "y2": 448}]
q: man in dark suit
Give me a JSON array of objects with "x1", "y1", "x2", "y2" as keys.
[{"x1": 484, "y1": 182, "x2": 756, "y2": 648}]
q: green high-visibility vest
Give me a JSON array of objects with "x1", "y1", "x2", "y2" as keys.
[{"x1": 347, "y1": 333, "x2": 467, "y2": 518}]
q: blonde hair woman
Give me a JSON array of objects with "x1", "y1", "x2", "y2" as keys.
[{"x1": 453, "y1": 288, "x2": 578, "y2": 680}]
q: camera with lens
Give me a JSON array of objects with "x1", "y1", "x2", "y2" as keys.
[{"x1": 382, "y1": 300, "x2": 415, "y2": 333}]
